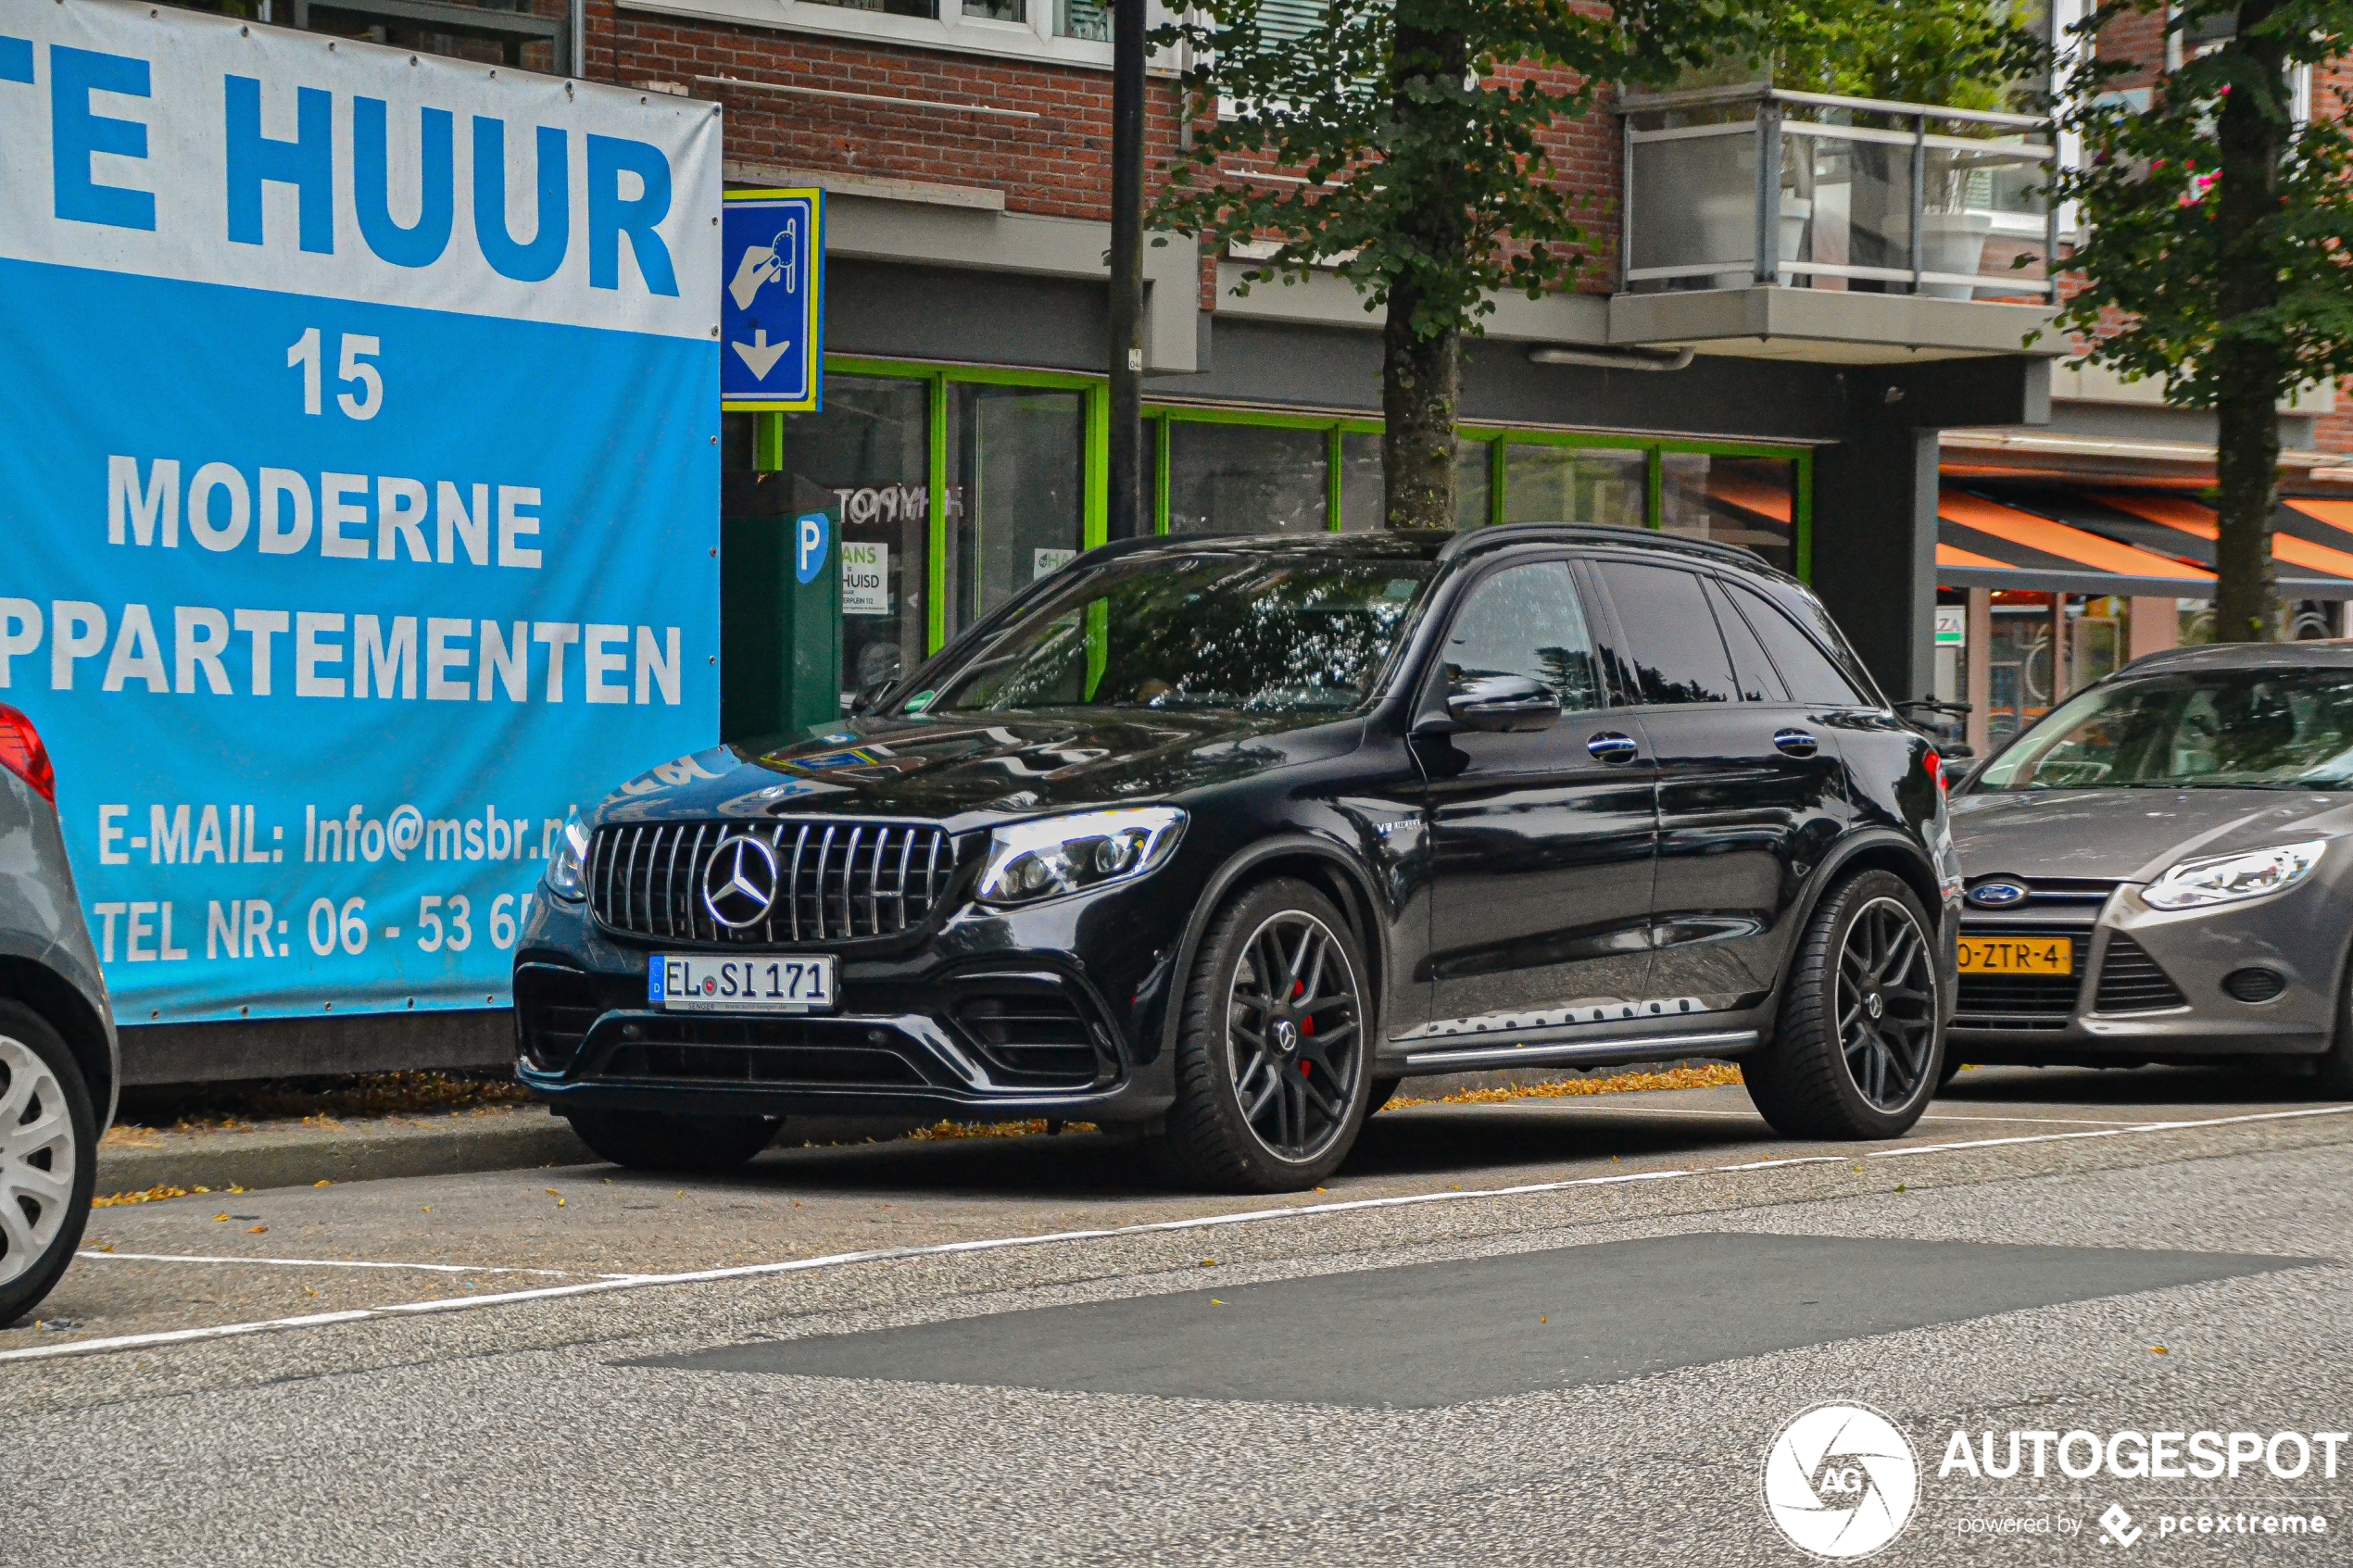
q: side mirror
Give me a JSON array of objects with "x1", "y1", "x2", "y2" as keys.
[{"x1": 1446, "y1": 674, "x2": 1562, "y2": 734}]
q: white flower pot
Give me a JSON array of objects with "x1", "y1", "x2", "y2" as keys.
[
  {"x1": 1917, "y1": 211, "x2": 1994, "y2": 299},
  {"x1": 1690, "y1": 195, "x2": 1812, "y2": 289}
]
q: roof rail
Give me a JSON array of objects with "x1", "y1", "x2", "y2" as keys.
[{"x1": 1438, "y1": 522, "x2": 1774, "y2": 572}]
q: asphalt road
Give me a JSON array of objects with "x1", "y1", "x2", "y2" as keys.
[{"x1": 6, "y1": 1066, "x2": 2351, "y2": 1566}]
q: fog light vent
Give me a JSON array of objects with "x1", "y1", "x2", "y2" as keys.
[{"x1": 2222, "y1": 967, "x2": 2288, "y2": 1004}]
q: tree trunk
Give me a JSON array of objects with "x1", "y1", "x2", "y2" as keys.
[
  {"x1": 2209, "y1": 0, "x2": 2288, "y2": 642},
  {"x1": 1381, "y1": 9, "x2": 1468, "y2": 530},
  {"x1": 1382, "y1": 277, "x2": 1461, "y2": 529}
]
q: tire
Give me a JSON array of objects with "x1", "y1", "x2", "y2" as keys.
[
  {"x1": 1936, "y1": 1056, "x2": 1966, "y2": 1093},
  {"x1": 2313, "y1": 947, "x2": 2353, "y2": 1098},
  {"x1": 1368, "y1": 1075, "x2": 1403, "y2": 1114},
  {"x1": 1744, "y1": 871, "x2": 1944, "y2": 1140},
  {"x1": 1157, "y1": 878, "x2": 1375, "y2": 1192},
  {"x1": 0, "y1": 999, "x2": 97, "y2": 1327},
  {"x1": 563, "y1": 1108, "x2": 780, "y2": 1173}
]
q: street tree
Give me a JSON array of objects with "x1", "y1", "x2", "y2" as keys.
[
  {"x1": 2050, "y1": 1, "x2": 2353, "y2": 640},
  {"x1": 1149, "y1": 0, "x2": 1764, "y2": 529},
  {"x1": 1147, "y1": 0, "x2": 2052, "y2": 530}
]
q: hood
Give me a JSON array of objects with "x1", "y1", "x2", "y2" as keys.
[
  {"x1": 593, "y1": 709, "x2": 1355, "y2": 830},
  {"x1": 1948, "y1": 786, "x2": 2353, "y2": 884}
]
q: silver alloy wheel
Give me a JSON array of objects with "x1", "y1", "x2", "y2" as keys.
[
  {"x1": 0, "y1": 1034, "x2": 77, "y2": 1287},
  {"x1": 1224, "y1": 909, "x2": 1365, "y2": 1164},
  {"x1": 1836, "y1": 896, "x2": 1939, "y2": 1112}
]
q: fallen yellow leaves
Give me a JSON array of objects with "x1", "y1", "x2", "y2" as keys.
[
  {"x1": 1388, "y1": 1063, "x2": 1743, "y2": 1109},
  {"x1": 905, "y1": 1119, "x2": 1101, "y2": 1142},
  {"x1": 91, "y1": 1184, "x2": 209, "y2": 1208}
]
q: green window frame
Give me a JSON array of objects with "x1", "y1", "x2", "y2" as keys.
[{"x1": 767, "y1": 356, "x2": 1815, "y2": 654}]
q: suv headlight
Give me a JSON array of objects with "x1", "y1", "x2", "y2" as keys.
[
  {"x1": 975, "y1": 807, "x2": 1186, "y2": 907},
  {"x1": 2144, "y1": 840, "x2": 2326, "y2": 910},
  {"x1": 544, "y1": 809, "x2": 591, "y2": 901}
]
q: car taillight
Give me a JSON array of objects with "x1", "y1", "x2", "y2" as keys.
[
  {"x1": 0, "y1": 704, "x2": 56, "y2": 806},
  {"x1": 1924, "y1": 748, "x2": 1945, "y2": 794}
]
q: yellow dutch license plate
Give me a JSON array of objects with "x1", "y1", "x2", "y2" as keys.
[{"x1": 1956, "y1": 936, "x2": 2073, "y2": 975}]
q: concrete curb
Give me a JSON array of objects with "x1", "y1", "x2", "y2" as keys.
[{"x1": 95, "y1": 1109, "x2": 595, "y2": 1197}]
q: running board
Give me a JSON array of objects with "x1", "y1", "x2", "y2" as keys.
[{"x1": 1399, "y1": 1028, "x2": 1760, "y2": 1073}]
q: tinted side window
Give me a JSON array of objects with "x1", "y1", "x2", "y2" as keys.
[
  {"x1": 1705, "y1": 578, "x2": 1788, "y2": 703},
  {"x1": 1591, "y1": 561, "x2": 1739, "y2": 705},
  {"x1": 1440, "y1": 559, "x2": 1603, "y2": 713},
  {"x1": 1727, "y1": 581, "x2": 1869, "y2": 706}
]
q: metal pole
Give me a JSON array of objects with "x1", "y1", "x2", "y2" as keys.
[
  {"x1": 1909, "y1": 113, "x2": 1926, "y2": 295},
  {"x1": 1754, "y1": 96, "x2": 1783, "y2": 286},
  {"x1": 1106, "y1": 0, "x2": 1148, "y2": 542}
]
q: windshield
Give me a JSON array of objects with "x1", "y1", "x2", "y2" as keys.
[
  {"x1": 1975, "y1": 666, "x2": 2353, "y2": 791},
  {"x1": 900, "y1": 551, "x2": 1438, "y2": 718}
]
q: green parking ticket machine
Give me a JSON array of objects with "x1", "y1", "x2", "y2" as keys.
[{"x1": 721, "y1": 497, "x2": 841, "y2": 744}]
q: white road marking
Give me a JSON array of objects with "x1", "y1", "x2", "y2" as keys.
[
  {"x1": 73, "y1": 1252, "x2": 621, "y2": 1279},
  {"x1": 10, "y1": 1102, "x2": 2349, "y2": 1368},
  {"x1": 1516, "y1": 1103, "x2": 2142, "y2": 1128}
]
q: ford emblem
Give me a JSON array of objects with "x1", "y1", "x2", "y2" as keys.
[{"x1": 1966, "y1": 880, "x2": 2030, "y2": 909}]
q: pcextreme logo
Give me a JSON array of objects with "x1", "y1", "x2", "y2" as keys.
[{"x1": 1763, "y1": 1402, "x2": 1921, "y2": 1560}]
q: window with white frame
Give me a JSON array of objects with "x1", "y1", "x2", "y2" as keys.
[{"x1": 635, "y1": 0, "x2": 1155, "y2": 67}]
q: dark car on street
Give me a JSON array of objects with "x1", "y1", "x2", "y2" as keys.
[
  {"x1": 515, "y1": 525, "x2": 1960, "y2": 1190},
  {"x1": 0, "y1": 703, "x2": 117, "y2": 1325},
  {"x1": 1947, "y1": 642, "x2": 2353, "y2": 1091}
]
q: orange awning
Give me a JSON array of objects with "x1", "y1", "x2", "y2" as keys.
[
  {"x1": 2095, "y1": 491, "x2": 2353, "y2": 581},
  {"x1": 1939, "y1": 491, "x2": 2210, "y2": 582}
]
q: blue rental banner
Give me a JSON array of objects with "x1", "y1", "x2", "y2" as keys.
[{"x1": 0, "y1": 0, "x2": 722, "y2": 1023}]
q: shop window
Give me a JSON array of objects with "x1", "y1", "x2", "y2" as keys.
[
  {"x1": 1169, "y1": 421, "x2": 1328, "y2": 534},
  {"x1": 1339, "y1": 433, "x2": 1491, "y2": 531},
  {"x1": 740, "y1": 376, "x2": 932, "y2": 709},
  {"x1": 949, "y1": 383, "x2": 1087, "y2": 635},
  {"x1": 1503, "y1": 445, "x2": 1645, "y2": 529},
  {"x1": 1661, "y1": 454, "x2": 1797, "y2": 573}
]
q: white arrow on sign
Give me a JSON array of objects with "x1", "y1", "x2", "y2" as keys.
[{"x1": 732, "y1": 328, "x2": 791, "y2": 381}]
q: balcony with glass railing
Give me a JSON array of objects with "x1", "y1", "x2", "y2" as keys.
[{"x1": 1617, "y1": 83, "x2": 2058, "y2": 305}]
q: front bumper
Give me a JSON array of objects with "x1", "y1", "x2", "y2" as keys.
[
  {"x1": 1949, "y1": 881, "x2": 2342, "y2": 1062},
  {"x1": 510, "y1": 867, "x2": 1191, "y2": 1125}
]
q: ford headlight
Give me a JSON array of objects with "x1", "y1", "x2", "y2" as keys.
[
  {"x1": 544, "y1": 809, "x2": 591, "y2": 902},
  {"x1": 2144, "y1": 840, "x2": 2326, "y2": 910},
  {"x1": 975, "y1": 807, "x2": 1186, "y2": 907}
]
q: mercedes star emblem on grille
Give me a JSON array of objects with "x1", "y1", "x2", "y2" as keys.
[{"x1": 701, "y1": 834, "x2": 781, "y2": 929}]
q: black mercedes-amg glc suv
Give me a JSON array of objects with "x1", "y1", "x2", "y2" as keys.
[{"x1": 514, "y1": 524, "x2": 1960, "y2": 1190}]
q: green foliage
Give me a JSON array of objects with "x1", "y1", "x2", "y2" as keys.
[
  {"x1": 1146, "y1": 0, "x2": 1763, "y2": 341},
  {"x1": 2049, "y1": 1, "x2": 2353, "y2": 408},
  {"x1": 1764, "y1": 0, "x2": 2048, "y2": 111}
]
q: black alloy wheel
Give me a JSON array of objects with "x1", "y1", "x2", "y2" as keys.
[
  {"x1": 1745, "y1": 871, "x2": 1944, "y2": 1140},
  {"x1": 1838, "y1": 896, "x2": 1939, "y2": 1111},
  {"x1": 1159, "y1": 879, "x2": 1372, "y2": 1191}
]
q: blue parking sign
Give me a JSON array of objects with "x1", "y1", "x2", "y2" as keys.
[
  {"x1": 721, "y1": 191, "x2": 824, "y2": 411},
  {"x1": 794, "y1": 513, "x2": 831, "y2": 584}
]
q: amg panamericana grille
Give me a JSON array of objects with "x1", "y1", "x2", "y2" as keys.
[{"x1": 586, "y1": 820, "x2": 954, "y2": 945}]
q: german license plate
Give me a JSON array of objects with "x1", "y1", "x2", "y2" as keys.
[
  {"x1": 1956, "y1": 936, "x2": 2072, "y2": 975},
  {"x1": 649, "y1": 953, "x2": 837, "y2": 1012}
]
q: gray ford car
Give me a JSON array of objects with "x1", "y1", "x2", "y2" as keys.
[
  {"x1": 0, "y1": 704, "x2": 117, "y2": 1325},
  {"x1": 1946, "y1": 643, "x2": 2353, "y2": 1090}
]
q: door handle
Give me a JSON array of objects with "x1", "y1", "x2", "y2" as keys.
[
  {"x1": 1586, "y1": 732, "x2": 1639, "y2": 764},
  {"x1": 1772, "y1": 728, "x2": 1819, "y2": 758}
]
